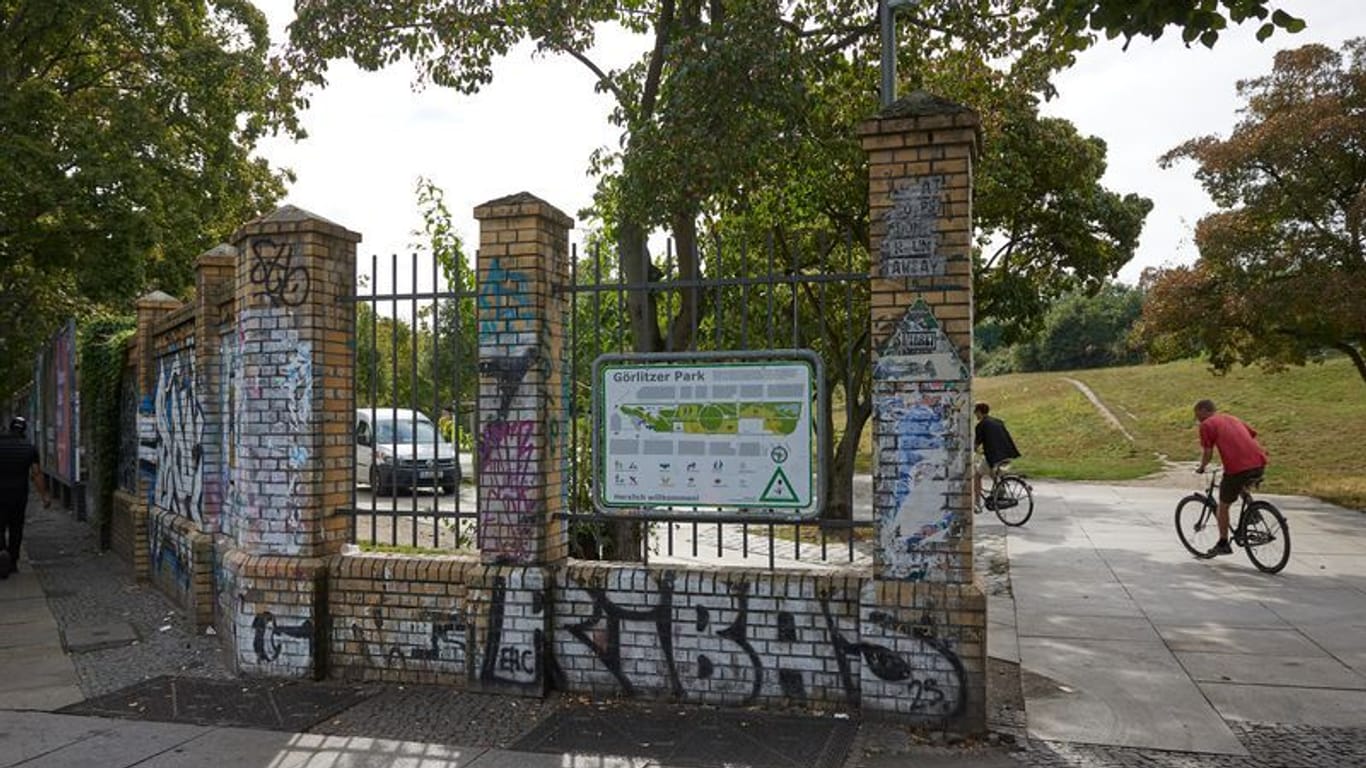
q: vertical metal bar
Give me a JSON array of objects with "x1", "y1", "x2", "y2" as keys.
[
  {"x1": 570, "y1": 243, "x2": 578, "y2": 519},
  {"x1": 740, "y1": 240, "x2": 750, "y2": 348},
  {"x1": 664, "y1": 238, "x2": 674, "y2": 353},
  {"x1": 369, "y1": 254, "x2": 378, "y2": 546},
  {"x1": 689, "y1": 236, "x2": 700, "y2": 352},
  {"x1": 431, "y1": 253, "x2": 441, "y2": 549},
  {"x1": 880, "y1": 0, "x2": 896, "y2": 108},
  {"x1": 410, "y1": 252, "x2": 420, "y2": 548},
  {"x1": 768, "y1": 522, "x2": 775, "y2": 570},
  {"x1": 453, "y1": 254, "x2": 466, "y2": 548},
  {"x1": 846, "y1": 231, "x2": 856, "y2": 540},
  {"x1": 616, "y1": 242, "x2": 626, "y2": 353},
  {"x1": 713, "y1": 234, "x2": 722, "y2": 352},
  {"x1": 390, "y1": 252, "x2": 399, "y2": 546},
  {"x1": 766, "y1": 230, "x2": 776, "y2": 346}
]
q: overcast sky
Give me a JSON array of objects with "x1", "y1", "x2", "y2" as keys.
[{"x1": 253, "y1": 1, "x2": 1365, "y2": 293}]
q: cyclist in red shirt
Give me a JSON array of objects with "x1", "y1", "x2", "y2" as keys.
[{"x1": 1194, "y1": 399, "x2": 1268, "y2": 558}]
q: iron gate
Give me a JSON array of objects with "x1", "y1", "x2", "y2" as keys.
[{"x1": 345, "y1": 232, "x2": 874, "y2": 570}]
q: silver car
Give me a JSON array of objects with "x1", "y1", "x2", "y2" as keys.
[{"x1": 356, "y1": 408, "x2": 460, "y2": 495}]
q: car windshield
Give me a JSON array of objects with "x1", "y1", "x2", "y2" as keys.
[{"x1": 373, "y1": 418, "x2": 441, "y2": 445}]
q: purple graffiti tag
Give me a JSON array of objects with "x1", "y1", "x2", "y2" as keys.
[{"x1": 479, "y1": 420, "x2": 538, "y2": 561}]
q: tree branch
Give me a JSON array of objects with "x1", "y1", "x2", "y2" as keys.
[
  {"x1": 639, "y1": 0, "x2": 675, "y2": 122},
  {"x1": 548, "y1": 44, "x2": 627, "y2": 107}
]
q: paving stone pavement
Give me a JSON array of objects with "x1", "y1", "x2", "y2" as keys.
[
  {"x1": 15, "y1": 496, "x2": 1366, "y2": 767},
  {"x1": 21, "y1": 501, "x2": 235, "y2": 697}
]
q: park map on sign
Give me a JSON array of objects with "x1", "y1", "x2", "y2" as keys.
[{"x1": 619, "y1": 403, "x2": 802, "y2": 436}]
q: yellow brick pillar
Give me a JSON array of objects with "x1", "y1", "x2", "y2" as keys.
[
  {"x1": 471, "y1": 192, "x2": 573, "y2": 567},
  {"x1": 467, "y1": 193, "x2": 573, "y2": 696},
  {"x1": 216, "y1": 206, "x2": 361, "y2": 677},
  {"x1": 130, "y1": 291, "x2": 182, "y2": 580},
  {"x1": 857, "y1": 92, "x2": 987, "y2": 730}
]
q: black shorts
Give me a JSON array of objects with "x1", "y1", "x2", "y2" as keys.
[{"x1": 1219, "y1": 468, "x2": 1264, "y2": 505}]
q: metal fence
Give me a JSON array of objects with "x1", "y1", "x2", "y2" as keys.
[{"x1": 347, "y1": 233, "x2": 875, "y2": 570}]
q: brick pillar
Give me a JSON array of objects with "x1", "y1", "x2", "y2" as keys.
[
  {"x1": 857, "y1": 92, "x2": 986, "y2": 730},
  {"x1": 472, "y1": 192, "x2": 572, "y2": 566},
  {"x1": 467, "y1": 193, "x2": 572, "y2": 697},
  {"x1": 217, "y1": 205, "x2": 360, "y2": 677},
  {"x1": 194, "y1": 245, "x2": 236, "y2": 538},
  {"x1": 131, "y1": 291, "x2": 182, "y2": 580}
]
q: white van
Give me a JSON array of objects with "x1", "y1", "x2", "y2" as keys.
[{"x1": 356, "y1": 408, "x2": 460, "y2": 495}]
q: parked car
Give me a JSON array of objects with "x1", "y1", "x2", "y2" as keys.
[{"x1": 356, "y1": 408, "x2": 460, "y2": 495}]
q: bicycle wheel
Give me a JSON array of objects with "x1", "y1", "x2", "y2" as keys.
[
  {"x1": 1241, "y1": 501, "x2": 1291, "y2": 574},
  {"x1": 992, "y1": 476, "x2": 1034, "y2": 526},
  {"x1": 1175, "y1": 494, "x2": 1218, "y2": 557}
]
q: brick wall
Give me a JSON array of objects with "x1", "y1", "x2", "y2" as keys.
[
  {"x1": 320, "y1": 558, "x2": 980, "y2": 727},
  {"x1": 329, "y1": 554, "x2": 479, "y2": 685}
]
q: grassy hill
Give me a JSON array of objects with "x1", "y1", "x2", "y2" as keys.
[{"x1": 976, "y1": 357, "x2": 1365, "y2": 510}]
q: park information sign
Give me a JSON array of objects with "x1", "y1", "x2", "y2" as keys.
[{"x1": 595, "y1": 354, "x2": 818, "y2": 516}]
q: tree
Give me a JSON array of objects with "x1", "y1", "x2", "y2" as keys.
[
  {"x1": 1012, "y1": 284, "x2": 1145, "y2": 372},
  {"x1": 1141, "y1": 38, "x2": 1366, "y2": 385},
  {"x1": 0, "y1": 0, "x2": 299, "y2": 393},
  {"x1": 1047, "y1": 0, "x2": 1304, "y2": 48},
  {"x1": 284, "y1": 0, "x2": 1298, "y2": 522}
]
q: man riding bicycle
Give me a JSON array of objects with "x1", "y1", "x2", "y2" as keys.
[
  {"x1": 1194, "y1": 399, "x2": 1268, "y2": 558},
  {"x1": 973, "y1": 402, "x2": 1020, "y2": 513}
]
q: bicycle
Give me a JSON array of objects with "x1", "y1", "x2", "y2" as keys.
[
  {"x1": 1175, "y1": 467, "x2": 1291, "y2": 574},
  {"x1": 977, "y1": 463, "x2": 1034, "y2": 526}
]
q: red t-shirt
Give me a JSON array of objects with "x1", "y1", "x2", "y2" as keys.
[{"x1": 1199, "y1": 413, "x2": 1268, "y2": 474}]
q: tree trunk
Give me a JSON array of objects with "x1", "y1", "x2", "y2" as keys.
[
  {"x1": 1333, "y1": 341, "x2": 1366, "y2": 385},
  {"x1": 618, "y1": 220, "x2": 662, "y2": 354},
  {"x1": 665, "y1": 212, "x2": 702, "y2": 353},
  {"x1": 824, "y1": 395, "x2": 872, "y2": 522}
]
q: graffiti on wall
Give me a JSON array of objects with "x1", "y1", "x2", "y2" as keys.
[
  {"x1": 478, "y1": 420, "x2": 537, "y2": 563},
  {"x1": 248, "y1": 239, "x2": 310, "y2": 307},
  {"x1": 477, "y1": 258, "x2": 529, "y2": 337},
  {"x1": 479, "y1": 574, "x2": 545, "y2": 689},
  {"x1": 875, "y1": 300, "x2": 968, "y2": 382},
  {"x1": 552, "y1": 569, "x2": 965, "y2": 712},
  {"x1": 148, "y1": 511, "x2": 191, "y2": 593},
  {"x1": 346, "y1": 606, "x2": 469, "y2": 673},
  {"x1": 118, "y1": 377, "x2": 139, "y2": 492},
  {"x1": 154, "y1": 350, "x2": 204, "y2": 521},
  {"x1": 872, "y1": 299, "x2": 970, "y2": 582},
  {"x1": 250, "y1": 610, "x2": 314, "y2": 665},
  {"x1": 880, "y1": 176, "x2": 946, "y2": 279},
  {"x1": 476, "y1": 258, "x2": 547, "y2": 564},
  {"x1": 873, "y1": 385, "x2": 969, "y2": 581},
  {"x1": 856, "y1": 605, "x2": 968, "y2": 718},
  {"x1": 228, "y1": 306, "x2": 311, "y2": 554}
]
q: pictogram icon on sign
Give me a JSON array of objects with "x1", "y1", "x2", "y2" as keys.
[{"x1": 759, "y1": 467, "x2": 799, "y2": 503}]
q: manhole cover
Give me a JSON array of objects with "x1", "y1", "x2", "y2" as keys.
[
  {"x1": 512, "y1": 700, "x2": 857, "y2": 768},
  {"x1": 59, "y1": 676, "x2": 375, "y2": 731},
  {"x1": 63, "y1": 622, "x2": 139, "y2": 652}
]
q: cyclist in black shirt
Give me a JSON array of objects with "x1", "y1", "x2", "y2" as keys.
[
  {"x1": 973, "y1": 402, "x2": 1020, "y2": 513},
  {"x1": 0, "y1": 417, "x2": 49, "y2": 578}
]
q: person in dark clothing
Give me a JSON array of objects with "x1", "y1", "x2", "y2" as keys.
[
  {"x1": 973, "y1": 402, "x2": 1020, "y2": 512},
  {"x1": 0, "y1": 416, "x2": 49, "y2": 578}
]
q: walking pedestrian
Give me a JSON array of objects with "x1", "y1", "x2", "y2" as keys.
[{"x1": 0, "y1": 416, "x2": 50, "y2": 578}]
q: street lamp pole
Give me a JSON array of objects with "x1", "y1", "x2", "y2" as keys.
[{"x1": 879, "y1": 0, "x2": 919, "y2": 107}]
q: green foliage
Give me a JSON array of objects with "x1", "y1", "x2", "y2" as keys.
[
  {"x1": 1046, "y1": 0, "x2": 1304, "y2": 48},
  {"x1": 0, "y1": 0, "x2": 299, "y2": 394},
  {"x1": 356, "y1": 179, "x2": 478, "y2": 421},
  {"x1": 1010, "y1": 284, "x2": 1145, "y2": 372},
  {"x1": 76, "y1": 316, "x2": 135, "y2": 537},
  {"x1": 975, "y1": 115, "x2": 1153, "y2": 339},
  {"x1": 1143, "y1": 38, "x2": 1366, "y2": 385}
]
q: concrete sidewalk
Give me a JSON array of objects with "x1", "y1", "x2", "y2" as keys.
[
  {"x1": 988, "y1": 479, "x2": 1366, "y2": 756},
  {"x1": 0, "y1": 551, "x2": 82, "y2": 712}
]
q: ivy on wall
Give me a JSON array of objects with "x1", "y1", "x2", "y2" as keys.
[{"x1": 78, "y1": 317, "x2": 135, "y2": 545}]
